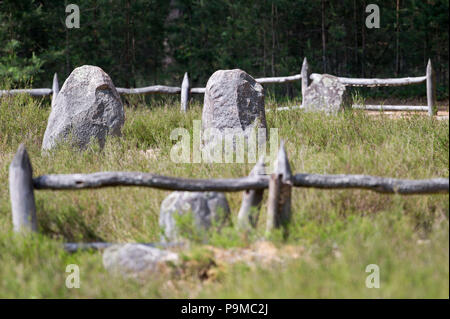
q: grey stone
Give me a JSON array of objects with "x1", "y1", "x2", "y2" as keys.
[
  {"x1": 42, "y1": 65, "x2": 125, "y2": 150},
  {"x1": 159, "y1": 192, "x2": 231, "y2": 242},
  {"x1": 202, "y1": 69, "x2": 266, "y2": 151},
  {"x1": 303, "y1": 74, "x2": 347, "y2": 114},
  {"x1": 102, "y1": 244, "x2": 179, "y2": 278}
]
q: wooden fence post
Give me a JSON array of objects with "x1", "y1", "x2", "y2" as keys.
[
  {"x1": 301, "y1": 57, "x2": 310, "y2": 105},
  {"x1": 237, "y1": 156, "x2": 266, "y2": 230},
  {"x1": 266, "y1": 172, "x2": 280, "y2": 234},
  {"x1": 181, "y1": 72, "x2": 190, "y2": 112},
  {"x1": 51, "y1": 73, "x2": 59, "y2": 108},
  {"x1": 9, "y1": 144, "x2": 37, "y2": 233},
  {"x1": 266, "y1": 141, "x2": 292, "y2": 238},
  {"x1": 426, "y1": 59, "x2": 437, "y2": 116}
]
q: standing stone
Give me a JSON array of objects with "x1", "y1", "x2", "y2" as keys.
[
  {"x1": 42, "y1": 65, "x2": 125, "y2": 150},
  {"x1": 303, "y1": 73, "x2": 348, "y2": 114},
  {"x1": 202, "y1": 69, "x2": 266, "y2": 151},
  {"x1": 159, "y1": 192, "x2": 231, "y2": 242}
]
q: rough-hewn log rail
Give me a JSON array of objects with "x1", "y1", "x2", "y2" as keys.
[
  {"x1": 0, "y1": 88, "x2": 53, "y2": 97},
  {"x1": 116, "y1": 85, "x2": 181, "y2": 94},
  {"x1": 352, "y1": 104, "x2": 429, "y2": 111},
  {"x1": 293, "y1": 174, "x2": 449, "y2": 194},
  {"x1": 335, "y1": 75, "x2": 427, "y2": 87},
  {"x1": 271, "y1": 105, "x2": 435, "y2": 112},
  {"x1": 190, "y1": 87, "x2": 205, "y2": 94},
  {"x1": 255, "y1": 73, "x2": 302, "y2": 84},
  {"x1": 33, "y1": 172, "x2": 269, "y2": 192},
  {"x1": 32, "y1": 171, "x2": 449, "y2": 195},
  {"x1": 273, "y1": 105, "x2": 446, "y2": 114}
]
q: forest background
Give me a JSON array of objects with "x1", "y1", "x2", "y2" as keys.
[{"x1": 0, "y1": 0, "x2": 448, "y2": 100}]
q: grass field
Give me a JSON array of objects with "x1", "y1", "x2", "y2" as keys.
[{"x1": 0, "y1": 94, "x2": 448, "y2": 298}]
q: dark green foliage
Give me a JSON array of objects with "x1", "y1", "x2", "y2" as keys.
[{"x1": 0, "y1": 0, "x2": 448, "y2": 98}]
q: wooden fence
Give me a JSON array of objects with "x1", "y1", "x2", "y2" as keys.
[
  {"x1": 0, "y1": 58, "x2": 438, "y2": 116},
  {"x1": 328, "y1": 59, "x2": 437, "y2": 116},
  {"x1": 9, "y1": 143, "x2": 448, "y2": 249}
]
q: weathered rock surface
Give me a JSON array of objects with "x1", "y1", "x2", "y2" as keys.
[
  {"x1": 103, "y1": 244, "x2": 179, "y2": 278},
  {"x1": 159, "y1": 192, "x2": 231, "y2": 242},
  {"x1": 42, "y1": 65, "x2": 124, "y2": 150},
  {"x1": 102, "y1": 241, "x2": 304, "y2": 282},
  {"x1": 303, "y1": 73, "x2": 347, "y2": 114},
  {"x1": 202, "y1": 69, "x2": 266, "y2": 151}
]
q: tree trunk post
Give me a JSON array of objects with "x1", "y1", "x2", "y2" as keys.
[
  {"x1": 237, "y1": 156, "x2": 266, "y2": 231},
  {"x1": 301, "y1": 57, "x2": 310, "y2": 104},
  {"x1": 426, "y1": 59, "x2": 437, "y2": 116},
  {"x1": 181, "y1": 72, "x2": 190, "y2": 112},
  {"x1": 266, "y1": 141, "x2": 292, "y2": 238},
  {"x1": 51, "y1": 73, "x2": 59, "y2": 108},
  {"x1": 9, "y1": 144, "x2": 37, "y2": 233}
]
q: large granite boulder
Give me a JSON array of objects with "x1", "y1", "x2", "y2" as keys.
[
  {"x1": 159, "y1": 192, "x2": 231, "y2": 242},
  {"x1": 303, "y1": 73, "x2": 348, "y2": 114},
  {"x1": 103, "y1": 244, "x2": 179, "y2": 279},
  {"x1": 202, "y1": 69, "x2": 266, "y2": 153},
  {"x1": 42, "y1": 65, "x2": 125, "y2": 151}
]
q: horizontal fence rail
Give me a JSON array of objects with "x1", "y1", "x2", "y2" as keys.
[
  {"x1": 352, "y1": 105, "x2": 429, "y2": 111},
  {"x1": 116, "y1": 85, "x2": 181, "y2": 94},
  {"x1": 0, "y1": 88, "x2": 53, "y2": 96},
  {"x1": 0, "y1": 58, "x2": 439, "y2": 115},
  {"x1": 255, "y1": 73, "x2": 302, "y2": 84},
  {"x1": 270, "y1": 104, "x2": 433, "y2": 113},
  {"x1": 32, "y1": 172, "x2": 449, "y2": 195},
  {"x1": 33, "y1": 172, "x2": 269, "y2": 192},
  {"x1": 293, "y1": 174, "x2": 448, "y2": 194},
  {"x1": 335, "y1": 75, "x2": 427, "y2": 87},
  {"x1": 189, "y1": 87, "x2": 206, "y2": 94},
  {"x1": 115, "y1": 74, "x2": 303, "y2": 95}
]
